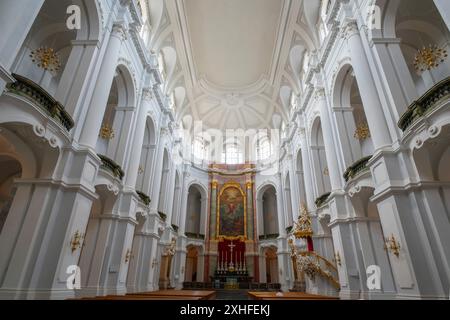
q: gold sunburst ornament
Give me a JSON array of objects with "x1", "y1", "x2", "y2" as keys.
[
  {"x1": 414, "y1": 45, "x2": 448, "y2": 73},
  {"x1": 99, "y1": 124, "x2": 115, "y2": 140},
  {"x1": 354, "y1": 122, "x2": 371, "y2": 141},
  {"x1": 30, "y1": 47, "x2": 61, "y2": 72}
]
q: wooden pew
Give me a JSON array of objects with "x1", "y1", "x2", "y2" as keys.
[
  {"x1": 127, "y1": 290, "x2": 216, "y2": 300},
  {"x1": 248, "y1": 291, "x2": 339, "y2": 300},
  {"x1": 82, "y1": 295, "x2": 202, "y2": 300}
]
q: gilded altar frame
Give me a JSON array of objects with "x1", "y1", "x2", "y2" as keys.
[{"x1": 216, "y1": 181, "x2": 247, "y2": 240}]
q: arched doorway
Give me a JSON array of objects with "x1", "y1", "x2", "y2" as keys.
[
  {"x1": 265, "y1": 247, "x2": 279, "y2": 284},
  {"x1": 185, "y1": 246, "x2": 199, "y2": 282}
]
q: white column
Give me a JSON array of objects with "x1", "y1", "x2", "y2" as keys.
[
  {"x1": 316, "y1": 89, "x2": 343, "y2": 190},
  {"x1": 79, "y1": 24, "x2": 127, "y2": 149},
  {"x1": 344, "y1": 20, "x2": 392, "y2": 150},
  {"x1": 434, "y1": 0, "x2": 450, "y2": 31}
]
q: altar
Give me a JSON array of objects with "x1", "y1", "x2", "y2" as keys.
[
  {"x1": 211, "y1": 238, "x2": 253, "y2": 289},
  {"x1": 205, "y1": 165, "x2": 259, "y2": 284}
]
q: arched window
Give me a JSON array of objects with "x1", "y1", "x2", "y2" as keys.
[
  {"x1": 138, "y1": 0, "x2": 151, "y2": 46},
  {"x1": 158, "y1": 52, "x2": 166, "y2": 81},
  {"x1": 193, "y1": 137, "x2": 207, "y2": 161},
  {"x1": 222, "y1": 142, "x2": 243, "y2": 165},
  {"x1": 257, "y1": 138, "x2": 272, "y2": 161},
  {"x1": 301, "y1": 51, "x2": 310, "y2": 82},
  {"x1": 319, "y1": 0, "x2": 331, "y2": 42},
  {"x1": 168, "y1": 91, "x2": 175, "y2": 110}
]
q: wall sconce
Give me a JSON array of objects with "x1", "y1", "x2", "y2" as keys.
[
  {"x1": 384, "y1": 234, "x2": 401, "y2": 258},
  {"x1": 334, "y1": 251, "x2": 342, "y2": 267},
  {"x1": 151, "y1": 258, "x2": 158, "y2": 269},
  {"x1": 70, "y1": 230, "x2": 84, "y2": 253},
  {"x1": 125, "y1": 249, "x2": 133, "y2": 263}
]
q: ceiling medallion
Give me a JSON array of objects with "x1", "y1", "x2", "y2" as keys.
[
  {"x1": 354, "y1": 122, "x2": 371, "y2": 141},
  {"x1": 225, "y1": 93, "x2": 240, "y2": 106},
  {"x1": 414, "y1": 44, "x2": 448, "y2": 74},
  {"x1": 29, "y1": 47, "x2": 61, "y2": 73}
]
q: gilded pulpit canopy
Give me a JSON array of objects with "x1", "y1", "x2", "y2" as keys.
[{"x1": 293, "y1": 203, "x2": 313, "y2": 239}]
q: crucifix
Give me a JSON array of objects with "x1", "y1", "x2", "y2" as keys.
[{"x1": 228, "y1": 241, "x2": 236, "y2": 260}]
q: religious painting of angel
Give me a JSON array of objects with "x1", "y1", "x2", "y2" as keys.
[{"x1": 218, "y1": 186, "x2": 245, "y2": 237}]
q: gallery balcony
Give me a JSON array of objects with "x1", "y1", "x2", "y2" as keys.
[
  {"x1": 97, "y1": 154, "x2": 125, "y2": 181},
  {"x1": 398, "y1": 76, "x2": 450, "y2": 132},
  {"x1": 185, "y1": 233, "x2": 205, "y2": 240},
  {"x1": 343, "y1": 156, "x2": 372, "y2": 183},
  {"x1": 5, "y1": 74, "x2": 74, "y2": 132},
  {"x1": 397, "y1": 76, "x2": 450, "y2": 149}
]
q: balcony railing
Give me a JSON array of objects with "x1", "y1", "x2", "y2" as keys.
[
  {"x1": 343, "y1": 156, "x2": 372, "y2": 182},
  {"x1": 136, "y1": 190, "x2": 151, "y2": 206},
  {"x1": 315, "y1": 192, "x2": 331, "y2": 208},
  {"x1": 6, "y1": 74, "x2": 74, "y2": 131},
  {"x1": 158, "y1": 211, "x2": 167, "y2": 221},
  {"x1": 259, "y1": 234, "x2": 279, "y2": 241},
  {"x1": 97, "y1": 154, "x2": 124, "y2": 180},
  {"x1": 398, "y1": 76, "x2": 450, "y2": 131},
  {"x1": 185, "y1": 232, "x2": 205, "y2": 240}
]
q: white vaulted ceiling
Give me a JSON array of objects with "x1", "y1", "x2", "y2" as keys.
[
  {"x1": 160, "y1": 0, "x2": 322, "y2": 132},
  {"x1": 185, "y1": 0, "x2": 282, "y2": 88}
]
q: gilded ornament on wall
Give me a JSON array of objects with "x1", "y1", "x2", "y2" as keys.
[{"x1": 354, "y1": 122, "x2": 371, "y2": 141}]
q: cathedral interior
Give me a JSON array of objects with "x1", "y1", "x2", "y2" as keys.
[{"x1": 0, "y1": 0, "x2": 449, "y2": 301}]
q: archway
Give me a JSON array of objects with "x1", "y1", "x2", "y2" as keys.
[
  {"x1": 296, "y1": 149, "x2": 307, "y2": 207},
  {"x1": 95, "y1": 64, "x2": 136, "y2": 167},
  {"x1": 265, "y1": 247, "x2": 279, "y2": 284},
  {"x1": 157, "y1": 149, "x2": 170, "y2": 215},
  {"x1": 310, "y1": 117, "x2": 332, "y2": 197},
  {"x1": 185, "y1": 246, "x2": 199, "y2": 282},
  {"x1": 185, "y1": 185, "x2": 203, "y2": 236},
  {"x1": 135, "y1": 116, "x2": 157, "y2": 195},
  {"x1": 10, "y1": 0, "x2": 101, "y2": 114},
  {"x1": 258, "y1": 185, "x2": 279, "y2": 238},
  {"x1": 394, "y1": 0, "x2": 450, "y2": 95},
  {"x1": 171, "y1": 171, "x2": 181, "y2": 228},
  {"x1": 332, "y1": 64, "x2": 375, "y2": 168},
  {"x1": 284, "y1": 174, "x2": 294, "y2": 228}
]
